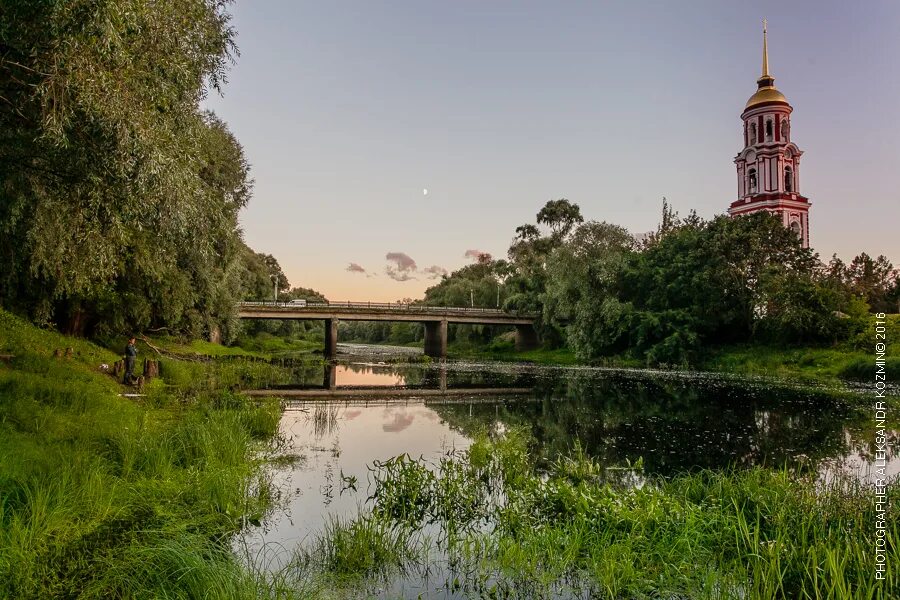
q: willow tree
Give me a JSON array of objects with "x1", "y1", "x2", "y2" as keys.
[{"x1": 1, "y1": 0, "x2": 251, "y2": 339}]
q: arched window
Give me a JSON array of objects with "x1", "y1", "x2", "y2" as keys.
[
  {"x1": 749, "y1": 123, "x2": 757, "y2": 145},
  {"x1": 765, "y1": 119, "x2": 773, "y2": 141},
  {"x1": 784, "y1": 166, "x2": 794, "y2": 192},
  {"x1": 748, "y1": 168, "x2": 757, "y2": 194},
  {"x1": 790, "y1": 221, "x2": 802, "y2": 238}
]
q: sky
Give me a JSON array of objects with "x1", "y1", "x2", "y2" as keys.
[{"x1": 205, "y1": 0, "x2": 900, "y2": 302}]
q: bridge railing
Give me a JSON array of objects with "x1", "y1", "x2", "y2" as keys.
[{"x1": 238, "y1": 301, "x2": 533, "y2": 316}]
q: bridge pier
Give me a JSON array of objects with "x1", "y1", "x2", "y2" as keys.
[
  {"x1": 324, "y1": 318, "x2": 339, "y2": 359},
  {"x1": 423, "y1": 319, "x2": 448, "y2": 359},
  {"x1": 515, "y1": 324, "x2": 539, "y2": 352},
  {"x1": 421, "y1": 366, "x2": 448, "y2": 391},
  {"x1": 323, "y1": 363, "x2": 337, "y2": 390}
]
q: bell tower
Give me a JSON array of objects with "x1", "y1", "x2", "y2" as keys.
[{"x1": 729, "y1": 20, "x2": 811, "y2": 248}]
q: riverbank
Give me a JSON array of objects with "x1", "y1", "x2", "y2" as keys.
[
  {"x1": 445, "y1": 315, "x2": 900, "y2": 399},
  {"x1": 136, "y1": 332, "x2": 323, "y2": 360},
  {"x1": 4, "y1": 309, "x2": 897, "y2": 598},
  {"x1": 0, "y1": 310, "x2": 281, "y2": 598}
]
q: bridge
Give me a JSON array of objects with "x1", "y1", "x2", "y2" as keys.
[{"x1": 237, "y1": 301, "x2": 539, "y2": 358}]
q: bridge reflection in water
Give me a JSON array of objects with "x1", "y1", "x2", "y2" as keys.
[{"x1": 243, "y1": 363, "x2": 534, "y2": 402}]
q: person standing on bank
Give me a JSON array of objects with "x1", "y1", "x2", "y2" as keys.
[{"x1": 124, "y1": 337, "x2": 137, "y2": 384}]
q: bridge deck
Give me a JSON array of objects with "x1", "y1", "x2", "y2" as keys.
[
  {"x1": 245, "y1": 387, "x2": 533, "y2": 399},
  {"x1": 237, "y1": 301, "x2": 536, "y2": 325}
]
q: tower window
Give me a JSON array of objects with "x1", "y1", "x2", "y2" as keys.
[
  {"x1": 748, "y1": 168, "x2": 757, "y2": 194},
  {"x1": 765, "y1": 119, "x2": 773, "y2": 141},
  {"x1": 784, "y1": 166, "x2": 794, "y2": 192},
  {"x1": 749, "y1": 123, "x2": 757, "y2": 145},
  {"x1": 790, "y1": 221, "x2": 802, "y2": 238}
]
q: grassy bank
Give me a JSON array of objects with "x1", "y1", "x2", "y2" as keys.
[
  {"x1": 4, "y1": 307, "x2": 896, "y2": 598},
  {"x1": 142, "y1": 331, "x2": 323, "y2": 360},
  {"x1": 0, "y1": 310, "x2": 282, "y2": 598},
  {"x1": 298, "y1": 430, "x2": 899, "y2": 599},
  {"x1": 702, "y1": 342, "x2": 900, "y2": 385},
  {"x1": 448, "y1": 315, "x2": 900, "y2": 391},
  {"x1": 448, "y1": 340, "x2": 581, "y2": 366}
]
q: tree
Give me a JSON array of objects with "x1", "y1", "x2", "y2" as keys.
[
  {"x1": 423, "y1": 260, "x2": 505, "y2": 309},
  {"x1": 847, "y1": 253, "x2": 896, "y2": 313},
  {"x1": 754, "y1": 271, "x2": 868, "y2": 344},
  {"x1": 536, "y1": 199, "x2": 584, "y2": 239},
  {"x1": 240, "y1": 246, "x2": 289, "y2": 302},
  {"x1": 544, "y1": 221, "x2": 635, "y2": 358},
  {"x1": 0, "y1": 0, "x2": 252, "y2": 340},
  {"x1": 545, "y1": 210, "x2": 841, "y2": 364},
  {"x1": 504, "y1": 199, "x2": 587, "y2": 345},
  {"x1": 887, "y1": 275, "x2": 900, "y2": 314}
]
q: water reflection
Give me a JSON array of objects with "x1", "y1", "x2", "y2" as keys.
[
  {"x1": 327, "y1": 363, "x2": 407, "y2": 387},
  {"x1": 240, "y1": 360, "x2": 899, "y2": 578},
  {"x1": 242, "y1": 400, "x2": 470, "y2": 568},
  {"x1": 432, "y1": 370, "x2": 880, "y2": 477},
  {"x1": 252, "y1": 362, "x2": 535, "y2": 397}
]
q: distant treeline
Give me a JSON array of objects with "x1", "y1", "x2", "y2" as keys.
[{"x1": 402, "y1": 199, "x2": 899, "y2": 364}]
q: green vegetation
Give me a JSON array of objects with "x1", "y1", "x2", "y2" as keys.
[
  {"x1": 336, "y1": 199, "x2": 897, "y2": 380},
  {"x1": 451, "y1": 316, "x2": 900, "y2": 397},
  {"x1": 0, "y1": 309, "x2": 282, "y2": 598},
  {"x1": 2, "y1": 1, "x2": 248, "y2": 339},
  {"x1": 0, "y1": 0, "x2": 330, "y2": 344},
  {"x1": 539, "y1": 203, "x2": 871, "y2": 364},
  {"x1": 304, "y1": 430, "x2": 899, "y2": 599},
  {"x1": 448, "y1": 339, "x2": 580, "y2": 366},
  {"x1": 2, "y1": 2, "x2": 897, "y2": 597},
  {"x1": 691, "y1": 302, "x2": 900, "y2": 386},
  {"x1": 148, "y1": 332, "x2": 323, "y2": 360},
  {"x1": 704, "y1": 342, "x2": 900, "y2": 385}
]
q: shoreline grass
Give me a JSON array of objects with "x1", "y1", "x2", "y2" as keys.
[
  {"x1": 304, "y1": 430, "x2": 899, "y2": 599},
  {"x1": 0, "y1": 309, "x2": 282, "y2": 598}
]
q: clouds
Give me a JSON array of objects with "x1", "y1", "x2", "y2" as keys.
[
  {"x1": 384, "y1": 252, "x2": 446, "y2": 281},
  {"x1": 385, "y1": 251, "x2": 418, "y2": 281},
  {"x1": 385, "y1": 252, "x2": 417, "y2": 271},
  {"x1": 382, "y1": 410, "x2": 414, "y2": 433},
  {"x1": 346, "y1": 262, "x2": 376, "y2": 278},
  {"x1": 346, "y1": 251, "x2": 454, "y2": 283}
]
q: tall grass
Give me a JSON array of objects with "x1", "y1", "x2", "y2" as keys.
[
  {"x1": 157, "y1": 355, "x2": 320, "y2": 392},
  {"x1": 0, "y1": 309, "x2": 285, "y2": 598},
  {"x1": 322, "y1": 430, "x2": 900, "y2": 599}
]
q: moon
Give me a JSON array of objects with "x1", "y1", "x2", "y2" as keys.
[{"x1": 423, "y1": 188, "x2": 428, "y2": 196}]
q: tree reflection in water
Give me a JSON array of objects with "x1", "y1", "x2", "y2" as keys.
[{"x1": 432, "y1": 370, "x2": 875, "y2": 479}]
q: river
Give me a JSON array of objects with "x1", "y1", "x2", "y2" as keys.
[{"x1": 236, "y1": 346, "x2": 899, "y2": 596}]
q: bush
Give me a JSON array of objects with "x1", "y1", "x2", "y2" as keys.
[
  {"x1": 839, "y1": 356, "x2": 900, "y2": 381},
  {"x1": 754, "y1": 273, "x2": 868, "y2": 345}
]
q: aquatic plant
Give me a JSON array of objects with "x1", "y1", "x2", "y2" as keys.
[{"x1": 316, "y1": 428, "x2": 900, "y2": 599}]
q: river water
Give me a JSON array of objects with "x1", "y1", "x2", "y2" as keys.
[{"x1": 236, "y1": 347, "x2": 899, "y2": 595}]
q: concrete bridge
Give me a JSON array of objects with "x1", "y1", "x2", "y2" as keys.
[{"x1": 237, "y1": 301, "x2": 539, "y2": 358}]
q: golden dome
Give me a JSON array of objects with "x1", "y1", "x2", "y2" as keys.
[
  {"x1": 745, "y1": 85, "x2": 788, "y2": 110},
  {"x1": 744, "y1": 19, "x2": 789, "y2": 111}
]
